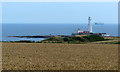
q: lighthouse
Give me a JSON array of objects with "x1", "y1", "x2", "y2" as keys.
[
  {"x1": 72, "y1": 17, "x2": 94, "y2": 35},
  {"x1": 88, "y1": 17, "x2": 92, "y2": 33}
]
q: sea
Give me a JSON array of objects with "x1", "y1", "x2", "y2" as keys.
[{"x1": 2, "y1": 24, "x2": 118, "y2": 42}]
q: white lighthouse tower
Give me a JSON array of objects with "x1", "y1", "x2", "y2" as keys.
[{"x1": 88, "y1": 17, "x2": 92, "y2": 33}]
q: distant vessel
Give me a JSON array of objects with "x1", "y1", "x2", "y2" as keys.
[{"x1": 95, "y1": 22, "x2": 104, "y2": 25}]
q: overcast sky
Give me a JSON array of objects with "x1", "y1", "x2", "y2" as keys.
[{"x1": 2, "y1": 2, "x2": 118, "y2": 24}]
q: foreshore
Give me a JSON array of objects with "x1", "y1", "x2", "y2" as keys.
[{"x1": 2, "y1": 43, "x2": 118, "y2": 70}]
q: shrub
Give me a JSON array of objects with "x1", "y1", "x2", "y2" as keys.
[
  {"x1": 63, "y1": 37, "x2": 69, "y2": 41},
  {"x1": 83, "y1": 34, "x2": 105, "y2": 42}
]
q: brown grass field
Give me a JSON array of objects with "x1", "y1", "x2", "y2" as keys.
[{"x1": 2, "y1": 43, "x2": 118, "y2": 70}]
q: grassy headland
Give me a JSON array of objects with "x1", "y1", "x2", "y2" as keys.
[
  {"x1": 2, "y1": 34, "x2": 119, "y2": 44},
  {"x1": 40, "y1": 34, "x2": 108, "y2": 44}
]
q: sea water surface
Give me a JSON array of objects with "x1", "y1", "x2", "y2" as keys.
[{"x1": 2, "y1": 24, "x2": 118, "y2": 41}]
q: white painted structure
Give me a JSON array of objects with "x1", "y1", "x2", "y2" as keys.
[
  {"x1": 88, "y1": 17, "x2": 92, "y2": 33},
  {"x1": 76, "y1": 29, "x2": 84, "y2": 33},
  {"x1": 101, "y1": 33, "x2": 110, "y2": 37}
]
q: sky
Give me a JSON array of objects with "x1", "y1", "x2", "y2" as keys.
[
  {"x1": 1, "y1": 0, "x2": 119, "y2": 2},
  {"x1": 2, "y1": 2, "x2": 118, "y2": 24}
]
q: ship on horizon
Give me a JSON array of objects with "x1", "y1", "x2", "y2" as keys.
[{"x1": 95, "y1": 22, "x2": 104, "y2": 25}]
